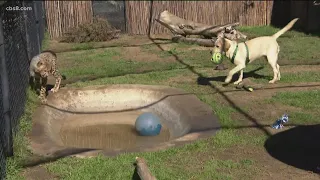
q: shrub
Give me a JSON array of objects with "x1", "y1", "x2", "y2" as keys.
[{"x1": 59, "y1": 17, "x2": 120, "y2": 43}]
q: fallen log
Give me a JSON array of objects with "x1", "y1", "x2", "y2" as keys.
[
  {"x1": 155, "y1": 18, "x2": 239, "y2": 37},
  {"x1": 135, "y1": 157, "x2": 157, "y2": 180},
  {"x1": 155, "y1": 10, "x2": 244, "y2": 38}
]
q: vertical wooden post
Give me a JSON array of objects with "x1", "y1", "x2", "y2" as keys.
[{"x1": 33, "y1": 0, "x2": 41, "y2": 54}]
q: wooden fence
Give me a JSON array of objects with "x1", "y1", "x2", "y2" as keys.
[
  {"x1": 45, "y1": 1, "x2": 93, "y2": 39},
  {"x1": 44, "y1": 1, "x2": 319, "y2": 39},
  {"x1": 125, "y1": 1, "x2": 274, "y2": 35}
]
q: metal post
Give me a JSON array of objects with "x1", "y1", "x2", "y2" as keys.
[
  {"x1": 33, "y1": 0, "x2": 41, "y2": 54},
  {"x1": 123, "y1": 0, "x2": 127, "y2": 33},
  {"x1": 22, "y1": 1, "x2": 31, "y2": 61},
  {"x1": 0, "y1": 14, "x2": 13, "y2": 157},
  {"x1": 42, "y1": 1, "x2": 47, "y2": 30},
  {"x1": 39, "y1": 1, "x2": 45, "y2": 46},
  {"x1": 147, "y1": 0, "x2": 153, "y2": 37}
]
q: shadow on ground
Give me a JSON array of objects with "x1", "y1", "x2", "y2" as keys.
[
  {"x1": 264, "y1": 124, "x2": 320, "y2": 174},
  {"x1": 197, "y1": 67, "x2": 270, "y2": 85}
]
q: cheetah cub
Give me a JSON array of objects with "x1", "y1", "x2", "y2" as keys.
[{"x1": 29, "y1": 50, "x2": 62, "y2": 104}]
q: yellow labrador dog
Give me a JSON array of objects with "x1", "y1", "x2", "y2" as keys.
[{"x1": 212, "y1": 18, "x2": 299, "y2": 85}]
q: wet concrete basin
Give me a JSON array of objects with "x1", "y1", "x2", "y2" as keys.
[{"x1": 29, "y1": 84, "x2": 220, "y2": 158}]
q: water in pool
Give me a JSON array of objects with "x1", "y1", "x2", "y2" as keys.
[{"x1": 59, "y1": 110, "x2": 171, "y2": 150}]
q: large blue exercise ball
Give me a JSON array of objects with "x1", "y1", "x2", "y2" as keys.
[{"x1": 135, "y1": 112, "x2": 162, "y2": 136}]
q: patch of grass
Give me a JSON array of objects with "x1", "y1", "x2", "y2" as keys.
[
  {"x1": 265, "y1": 90, "x2": 320, "y2": 125},
  {"x1": 278, "y1": 71, "x2": 320, "y2": 83},
  {"x1": 178, "y1": 49, "x2": 213, "y2": 68},
  {"x1": 6, "y1": 89, "x2": 38, "y2": 180},
  {"x1": 173, "y1": 42, "x2": 197, "y2": 48},
  {"x1": 159, "y1": 49, "x2": 174, "y2": 58},
  {"x1": 212, "y1": 130, "x2": 267, "y2": 148},
  {"x1": 71, "y1": 69, "x2": 187, "y2": 87},
  {"x1": 71, "y1": 43, "x2": 95, "y2": 51},
  {"x1": 201, "y1": 159, "x2": 255, "y2": 179},
  {"x1": 58, "y1": 48, "x2": 186, "y2": 80},
  {"x1": 269, "y1": 90, "x2": 320, "y2": 111},
  {"x1": 277, "y1": 37, "x2": 320, "y2": 63},
  {"x1": 46, "y1": 136, "x2": 256, "y2": 180},
  {"x1": 140, "y1": 43, "x2": 159, "y2": 53},
  {"x1": 41, "y1": 31, "x2": 50, "y2": 51},
  {"x1": 235, "y1": 64, "x2": 320, "y2": 84},
  {"x1": 140, "y1": 44, "x2": 178, "y2": 59},
  {"x1": 289, "y1": 112, "x2": 319, "y2": 125}
]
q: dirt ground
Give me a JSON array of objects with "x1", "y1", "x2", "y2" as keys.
[{"x1": 25, "y1": 35, "x2": 320, "y2": 179}]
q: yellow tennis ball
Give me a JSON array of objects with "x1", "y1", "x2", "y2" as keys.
[{"x1": 211, "y1": 52, "x2": 222, "y2": 64}]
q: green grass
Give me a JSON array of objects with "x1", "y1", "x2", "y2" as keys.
[
  {"x1": 6, "y1": 90, "x2": 38, "y2": 180},
  {"x1": 289, "y1": 112, "x2": 319, "y2": 125},
  {"x1": 239, "y1": 65, "x2": 320, "y2": 84},
  {"x1": 277, "y1": 71, "x2": 320, "y2": 83},
  {"x1": 58, "y1": 48, "x2": 185, "y2": 80},
  {"x1": 71, "y1": 43, "x2": 95, "y2": 51},
  {"x1": 41, "y1": 32, "x2": 50, "y2": 51},
  {"x1": 213, "y1": 63, "x2": 320, "y2": 84},
  {"x1": 6, "y1": 25, "x2": 320, "y2": 179},
  {"x1": 269, "y1": 90, "x2": 320, "y2": 111},
  {"x1": 45, "y1": 146, "x2": 256, "y2": 180},
  {"x1": 201, "y1": 159, "x2": 255, "y2": 179},
  {"x1": 266, "y1": 90, "x2": 320, "y2": 124},
  {"x1": 277, "y1": 37, "x2": 320, "y2": 63},
  {"x1": 58, "y1": 45, "x2": 216, "y2": 82}
]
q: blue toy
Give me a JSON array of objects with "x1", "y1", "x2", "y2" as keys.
[
  {"x1": 272, "y1": 114, "x2": 289, "y2": 129},
  {"x1": 135, "y1": 112, "x2": 162, "y2": 136}
]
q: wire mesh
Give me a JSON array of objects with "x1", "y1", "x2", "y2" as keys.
[{"x1": 0, "y1": 1, "x2": 45, "y2": 179}]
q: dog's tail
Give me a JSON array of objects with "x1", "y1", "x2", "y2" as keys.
[{"x1": 272, "y1": 18, "x2": 299, "y2": 39}]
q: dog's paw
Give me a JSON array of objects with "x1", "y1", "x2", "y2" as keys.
[
  {"x1": 233, "y1": 80, "x2": 242, "y2": 85},
  {"x1": 268, "y1": 80, "x2": 276, "y2": 84},
  {"x1": 224, "y1": 77, "x2": 232, "y2": 84},
  {"x1": 40, "y1": 99, "x2": 47, "y2": 104}
]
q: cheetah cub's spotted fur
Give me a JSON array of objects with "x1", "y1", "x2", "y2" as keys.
[{"x1": 29, "y1": 50, "x2": 62, "y2": 104}]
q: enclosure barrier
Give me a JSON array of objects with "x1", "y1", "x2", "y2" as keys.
[
  {"x1": 46, "y1": 1, "x2": 320, "y2": 40},
  {"x1": 0, "y1": 1, "x2": 45, "y2": 179}
]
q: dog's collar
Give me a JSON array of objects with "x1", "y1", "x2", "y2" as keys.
[{"x1": 231, "y1": 42, "x2": 250, "y2": 64}]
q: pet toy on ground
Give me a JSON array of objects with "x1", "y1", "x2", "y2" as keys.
[
  {"x1": 236, "y1": 82, "x2": 254, "y2": 92},
  {"x1": 271, "y1": 114, "x2": 289, "y2": 129}
]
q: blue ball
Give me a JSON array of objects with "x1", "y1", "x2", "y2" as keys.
[{"x1": 135, "y1": 112, "x2": 162, "y2": 136}]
